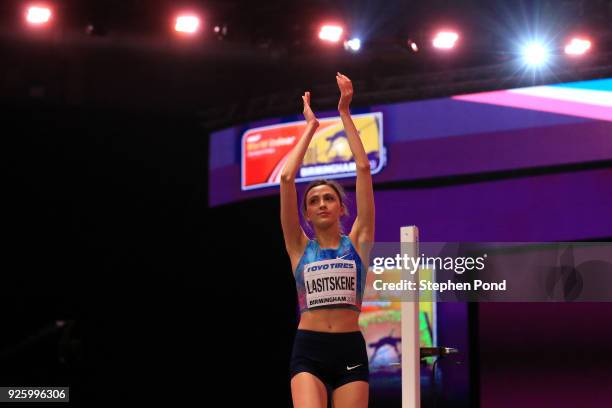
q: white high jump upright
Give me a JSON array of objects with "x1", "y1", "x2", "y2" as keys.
[{"x1": 400, "y1": 226, "x2": 420, "y2": 408}]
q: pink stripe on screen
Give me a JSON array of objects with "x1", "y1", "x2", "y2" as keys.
[{"x1": 453, "y1": 90, "x2": 612, "y2": 122}]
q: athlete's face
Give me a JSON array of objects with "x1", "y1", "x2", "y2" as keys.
[{"x1": 305, "y1": 185, "x2": 344, "y2": 227}]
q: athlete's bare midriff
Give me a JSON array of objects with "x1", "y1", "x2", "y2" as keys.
[{"x1": 298, "y1": 308, "x2": 361, "y2": 332}]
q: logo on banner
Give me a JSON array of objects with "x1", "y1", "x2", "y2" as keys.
[{"x1": 241, "y1": 113, "x2": 385, "y2": 190}]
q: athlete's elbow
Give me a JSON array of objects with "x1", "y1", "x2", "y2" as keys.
[
  {"x1": 280, "y1": 173, "x2": 295, "y2": 183},
  {"x1": 355, "y1": 162, "x2": 371, "y2": 172}
]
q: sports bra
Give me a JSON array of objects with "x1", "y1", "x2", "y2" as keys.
[{"x1": 294, "y1": 235, "x2": 366, "y2": 313}]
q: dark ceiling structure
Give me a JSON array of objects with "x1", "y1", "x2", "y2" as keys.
[{"x1": 1, "y1": 0, "x2": 612, "y2": 128}]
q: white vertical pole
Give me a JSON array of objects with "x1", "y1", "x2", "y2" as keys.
[{"x1": 401, "y1": 226, "x2": 420, "y2": 408}]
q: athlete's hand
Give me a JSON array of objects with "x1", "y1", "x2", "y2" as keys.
[
  {"x1": 336, "y1": 72, "x2": 353, "y2": 113},
  {"x1": 302, "y1": 91, "x2": 318, "y2": 126}
]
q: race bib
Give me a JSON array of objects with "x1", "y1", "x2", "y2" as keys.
[{"x1": 304, "y1": 258, "x2": 357, "y2": 308}]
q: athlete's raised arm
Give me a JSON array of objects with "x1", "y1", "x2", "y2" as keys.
[
  {"x1": 280, "y1": 92, "x2": 319, "y2": 265},
  {"x1": 336, "y1": 73, "x2": 375, "y2": 249}
]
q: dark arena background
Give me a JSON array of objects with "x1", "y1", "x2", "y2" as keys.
[{"x1": 2, "y1": 0, "x2": 612, "y2": 406}]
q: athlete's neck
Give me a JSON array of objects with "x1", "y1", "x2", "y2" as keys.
[{"x1": 314, "y1": 226, "x2": 342, "y2": 249}]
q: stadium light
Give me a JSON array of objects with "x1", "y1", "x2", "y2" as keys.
[
  {"x1": 344, "y1": 38, "x2": 361, "y2": 52},
  {"x1": 565, "y1": 37, "x2": 591, "y2": 56},
  {"x1": 522, "y1": 42, "x2": 549, "y2": 67},
  {"x1": 175, "y1": 15, "x2": 200, "y2": 34},
  {"x1": 407, "y1": 39, "x2": 419, "y2": 52},
  {"x1": 432, "y1": 31, "x2": 459, "y2": 49},
  {"x1": 26, "y1": 6, "x2": 52, "y2": 25},
  {"x1": 319, "y1": 24, "x2": 343, "y2": 43}
]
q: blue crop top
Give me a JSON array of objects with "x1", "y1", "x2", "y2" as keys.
[{"x1": 294, "y1": 235, "x2": 366, "y2": 313}]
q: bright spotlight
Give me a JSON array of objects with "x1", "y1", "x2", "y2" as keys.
[
  {"x1": 522, "y1": 43, "x2": 549, "y2": 67},
  {"x1": 344, "y1": 38, "x2": 361, "y2": 52},
  {"x1": 565, "y1": 38, "x2": 591, "y2": 56},
  {"x1": 26, "y1": 6, "x2": 52, "y2": 25},
  {"x1": 319, "y1": 25, "x2": 343, "y2": 43},
  {"x1": 433, "y1": 31, "x2": 459, "y2": 49},
  {"x1": 175, "y1": 15, "x2": 200, "y2": 34}
]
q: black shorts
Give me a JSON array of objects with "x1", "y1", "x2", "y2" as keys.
[{"x1": 290, "y1": 329, "x2": 369, "y2": 390}]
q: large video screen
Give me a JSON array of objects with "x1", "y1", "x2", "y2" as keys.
[{"x1": 209, "y1": 77, "x2": 612, "y2": 207}]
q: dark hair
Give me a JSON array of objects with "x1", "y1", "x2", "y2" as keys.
[{"x1": 301, "y1": 179, "x2": 349, "y2": 230}]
